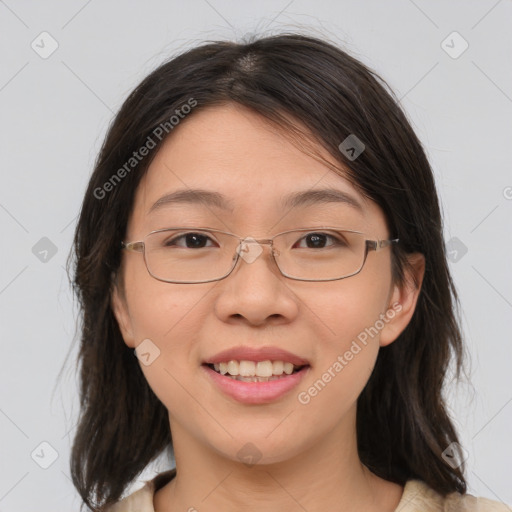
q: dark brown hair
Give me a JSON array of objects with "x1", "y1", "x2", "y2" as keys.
[{"x1": 67, "y1": 32, "x2": 467, "y2": 511}]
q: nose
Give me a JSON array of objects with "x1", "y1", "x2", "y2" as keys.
[{"x1": 213, "y1": 239, "x2": 299, "y2": 327}]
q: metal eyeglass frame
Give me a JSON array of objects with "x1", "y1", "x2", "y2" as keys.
[{"x1": 121, "y1": 226, "x2": 399, "y2": 284}]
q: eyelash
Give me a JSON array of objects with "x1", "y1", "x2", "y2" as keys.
[{"x1": 163, "y1": 231, "x2": 346, "y2": 249}]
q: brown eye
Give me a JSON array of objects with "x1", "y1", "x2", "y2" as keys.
[
  {"x1": 164, "y1": 232, "x2": 215, "y2": 249},
  {"x1": 293, "y1": 232, "x2": 345, "y2": 249}
]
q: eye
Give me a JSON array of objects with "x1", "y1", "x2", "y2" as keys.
[
  {"x1": 293, "y1": 232, "x2": 347, "y2": 249},
  {"x1": 163, "y1": 232, "x2": 217, "y2": 249}
]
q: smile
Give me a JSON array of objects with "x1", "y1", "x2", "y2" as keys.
[
  {"x1": 208, "y1": 359, "x2": 305, "y2": 379},
  {"x1": 202, "y1": 362, "x2": 310, "y2": 404}
]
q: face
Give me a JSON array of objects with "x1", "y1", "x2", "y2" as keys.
[{"x1": 112, "y1": 103, "x2": 421, "y2": 467}]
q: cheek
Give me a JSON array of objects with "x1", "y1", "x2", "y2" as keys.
[
  {"x1": 122, "y1": 272, "x2": 215, "y2": 405},
  {"x1": 296, "y1": 273, "x2": 391, "y2": 408},
  {"x1": 305, "y1": 272, "x2": 391, "y2": 351},
  {"x1": 123, "y1": 258, "x2": 210, "y2": 345}
]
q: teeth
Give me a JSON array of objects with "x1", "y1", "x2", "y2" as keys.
[
  {"x1": 240, "y1": 360, "x2": 256, "y2": 377},
  {"x1": 256, "y1": 361, "x2": 273, "y2": 377},
  {"x1": 226, "y1": 375, "x2": 286, "y2": 382},
  {"x1": 283, "y1": 362, "x2": 294, "y2": 375},
  {"x1": 227, "y1": 360, "x2": 238, "y2": 375},
  {"x1": 272, "y1": 360, "x2": 284, "y2": 375},
  {"x1": 210, "y1": 359, "x2": 303, "y2": 377}
]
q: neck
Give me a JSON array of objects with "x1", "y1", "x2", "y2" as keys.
[{"x1": 154, "y1": 407, "x2": 403, "y2": 512}]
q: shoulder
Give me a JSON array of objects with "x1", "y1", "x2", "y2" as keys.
[
  {"x1": 105, "y1": 469, "x2": 176, "y2": 512},
  {"x1": 106, "y1": 483, "x2": 154, "y2": 512},
  {"x1": 397, "y1": 479, "x2": 512, "y2": 512}
]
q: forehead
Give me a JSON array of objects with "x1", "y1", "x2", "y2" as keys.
[{"x1": 127, "y1": 104, "x2": 385, "y2": 234}]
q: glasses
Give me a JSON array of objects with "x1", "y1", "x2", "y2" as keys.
[{"x1": 121, "y1": 227, "x2": 399, "y2": 284}]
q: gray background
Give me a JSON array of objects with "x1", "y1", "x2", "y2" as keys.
[{"x1": 1, "y1": 0, "x2": 511, "y2": 510}]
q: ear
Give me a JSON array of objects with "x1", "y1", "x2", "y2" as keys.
[
  {"x1": 379, "y1": 253, "x2": 425, "y2": 347},
  {"x1": 110, "y1": 274, "x2": 136, "y2": 348}
]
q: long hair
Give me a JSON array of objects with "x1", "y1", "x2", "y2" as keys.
[{"x1": 67, "y1": 33, "x2": 467, "y2": 511}]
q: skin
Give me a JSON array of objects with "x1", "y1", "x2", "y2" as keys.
[{"x1": 111, "y1": 103, "x2": 425, "y2": 512}]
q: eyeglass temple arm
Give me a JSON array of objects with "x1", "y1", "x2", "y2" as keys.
[
  {"x1": 366, "y1": 238, "x2": 399, "y2": 252},
  {"x1": 121, "y1": 241, "x2": 144, "y2": 252}
]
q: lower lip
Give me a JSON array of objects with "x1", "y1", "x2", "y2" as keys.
[{"x1": 202, "y1": 364, "x2": 310, "y2": 405}]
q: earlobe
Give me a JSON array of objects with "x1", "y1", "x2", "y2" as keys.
[
  {"x1": 379, "y1": 253, "x2": 426, "y2": 347},
  {"x1": 110, "y1": 278, "x2": 136, "y2": 348}
]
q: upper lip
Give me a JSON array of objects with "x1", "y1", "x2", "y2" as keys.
[{"x1": 204, "y1": 346, "x2": 310, "y2": 366}]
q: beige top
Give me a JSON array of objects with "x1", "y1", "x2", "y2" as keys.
[{"x1": 107, "y1": 469, "x2": 511, "y2": 512}]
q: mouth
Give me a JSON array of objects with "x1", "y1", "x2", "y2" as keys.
[
  {"x1": 201, "y1": 361, "x2": 311, "y2": 404},
  {"x1": 201, "y1": 347, "x2": 311, "y2": 403},
  {"x1": 203, "y1": 360, "x2": 309, "y2": 382}
]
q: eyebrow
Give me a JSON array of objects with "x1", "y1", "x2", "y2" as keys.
[
  {"x1": 282, "y1": 188, "x2": 364, "y2": 212},
  {"x1": 148, "y1": 187, "x2": 364, "y2": 215}
]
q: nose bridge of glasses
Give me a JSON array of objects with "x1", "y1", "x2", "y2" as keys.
[{"x1": 236, "y1": 236, "x2": 277, "y2": 265}]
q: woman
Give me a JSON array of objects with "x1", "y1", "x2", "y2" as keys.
[{"x1": 68, "y1": 33, "x2": 510, "y2": 511}]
